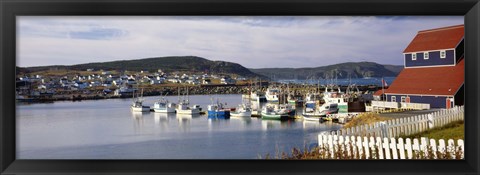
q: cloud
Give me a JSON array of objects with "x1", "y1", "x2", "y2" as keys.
[{"x1": 17, "y1": 16, "x2": 463, "y2": 68}]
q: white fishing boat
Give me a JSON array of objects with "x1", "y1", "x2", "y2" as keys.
[
  {"x1": 130, "y1": 89, "x2": 150, "y2": 112},
  {"x1": 231, "y1": 103, "x2": 252, "y2": 117},
  {"x1": 176, "y1": 100, "x2": 201, "y2": 114},
  {"x1": 175, "y1": 87, "x2": 201, "y2": 114},
  {"x1": 250, "y1": 90, "x2": 266, "y2": 101},
  {"x1": 261, "y1": 103, "x2": 295, "y2": 120},
  {"x1": 153, "y1": 97, "x2": 176, "y2": 113},
  {"x1": 265, "y1": 87, "x2": 279, "y2": 102}
]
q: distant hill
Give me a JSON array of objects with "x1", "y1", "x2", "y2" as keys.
[
  {"x1": 20, "y1": 58, "x2": 403, "y2": 80},
  {"x1": 21, "y1": 56, "x2": 265, "y2": 78},
  {"x1": 249, "y1": 62, "x2": 403, "y2": 80}
]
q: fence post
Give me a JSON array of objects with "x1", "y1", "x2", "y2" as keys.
[
  {"x1": 318, "y1": 134, "x2": 323, "y2": 147},
  {"x1": 383, "y1": 138, "x2": 391, "y2": 159},
  {"x1": 328, "y1": 135, "x2": 334, "y2": 159},
  {"x1": 428, "y1": 114, "x2": 434, "y2": 129},
  {"x1": 363, "y1": 137, "x2": 370, "y2": 159},
  {"x1": 405, "y1": 138, "x2": 413, "y2": 159},
  {"x1": 412, "y1": 138, "x2": 420, "y2": 158},
  {"x1": 376, "y1": 137, "x2": 384, "y2": 159},
  {"x1": 345, "y1": 136, "x2": 351, "y2": 157},
  {"x1": 421, "y1": 137, "x2": 429, "y2": 157},
  {"x1": 369, "y1": 137, "x2": 376, "y2": 159},
  {"x1": 438, "y1": 139, "x2": 446, "y2": 157},
  {"x1": 390, "y1": 138, "x2": 398, "y2": 159},
  {"x1": 356, "y1": 136, "x2": 364, "y2": 159},
  {"x1": 430, "y1": 139, "x2": 437, "y2": 159},
  {"x1": 351, "y1": 136, "x2": 357, "y2": 158},
  {"x1": 398, "y1": 138, "x2": 406, "y2": 159},
  {"x1": 447, "y1": 139, "x2": 455, "y2": 159},
  {"x1": 338, "y1": 136, "x2": 345, "y2": 159},
  {"x1": 458, "y1": 139, "x2": 464, "y2": 159},
  {"x1": 333, "y1": 135, "x2": 339, "y2": 159},
  {"x1": 379, "y1": 121, "x2": 388, "y2": 138}
]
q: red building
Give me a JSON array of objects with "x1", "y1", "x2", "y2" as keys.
[{"x1": 377, "y1": 25, "x2": 464, "y2": 109}]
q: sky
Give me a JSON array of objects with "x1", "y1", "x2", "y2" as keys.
[{"x1": 17, "y1": 16, "x2": 463, "y2": 68}]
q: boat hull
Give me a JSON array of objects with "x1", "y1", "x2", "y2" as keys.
[
  {"x1": 131, "y1": 106, "x2": 150, "y2": 112},
  {"x1": 154, "y1": 107, "x2": 176, "y2": 113},
  {"x1": 261, "y1": 113, "x2": 288, "y2": 120},
  {"x1": 266, "y1": 98, "x2": 279, "y2": 103},
  {"x1": 208, "y1": 110, "x2": 230, "y2": 119},
  {"x1": 303, "y1": 115, "x2": 322, "y2": 122},
  {"x1": 231, "y1": 111, "x2": 252, "y2": 117},
  {"x1": 176, "y1": 109, "x2": 200, "y2": 114}
]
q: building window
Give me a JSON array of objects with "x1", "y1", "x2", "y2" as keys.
[
  {"x1": 401, "y1": 96, "x2": 406, "y2": 103},
  {"x1": 424, "y1": 52, "x2": 429, "y2": 60},
  {"x1": 412, "y1": 53, "x2": 416, "y2": 60},
  {"x1": 440, "y1": 50, "x2": 446, "y2": 58},
  {"x1": 391, "y1": 96, "x2": 396, "y2": 102}
]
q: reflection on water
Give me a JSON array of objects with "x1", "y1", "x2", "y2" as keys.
[
  {"x1": 153, "y1": 113, "x2": 174, "y2": 132},
  {"x1": 230, "y1": 116, "x2": 252, "y2": 127},
  {"x1": 131, "y1": 111, "x2": 146, "y2": 133},
  {"x1": 17, "y1": 94, "x2": 343, "y2": 159}
]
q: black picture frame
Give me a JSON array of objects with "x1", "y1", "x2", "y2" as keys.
[{"x1": 1, "y1": 0, "x2": 479, "y2": 174}]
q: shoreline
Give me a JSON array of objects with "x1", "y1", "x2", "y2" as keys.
[{"x1": 17, "y1": 84, "x2": 382, "y2": 103}]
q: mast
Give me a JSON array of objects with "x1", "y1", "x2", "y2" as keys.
[
  {"x1": 186, "y1": 86, "x2": 189, "y2": 104},
  {"x1": 132, "y1": 89, "x2": 135, "y2": 102},
  {"x1": 178, "y1": 86, "x2": 180, "y2": 103}
]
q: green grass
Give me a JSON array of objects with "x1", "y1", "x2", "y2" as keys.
[{"x1": 401, "y1": 120, "x2": 464, "y2": 140}]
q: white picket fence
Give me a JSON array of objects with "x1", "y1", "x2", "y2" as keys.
[
  {"x1": 317, "y1": 135, "x2": 464, "y2": 159},
  {"x1": 323, "y1": 105, "x2": 464, "y2": 138},
  {"x1": 371, "y1": 101, "x2": 431, "y2": 110}
]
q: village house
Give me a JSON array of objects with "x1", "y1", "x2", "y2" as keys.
[
  {"x1": 185, "y1": 79, "x2": 199, "y2": 85},
  {"x1": 221, "y1": 77, "x2": 236, "y2": 85},
  {"x1": 202, "y1": 79, "x2": 211, "y2": 85},
  {"x1": 74, "y1": 82, "x2": 88, "y2": 89},
  {"x1": 376, "y1": 24, "x2": 464, "y2": 109},
  {"x1": 102, "y1": 80, "x2": 113, "y2": 87}
]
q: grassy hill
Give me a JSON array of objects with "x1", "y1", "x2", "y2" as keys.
[
  {"x1": 249, "y1": 62, "x2": 403, "y2": 80},
  {"x1": 20, "y1": 56, "x2": 264, "y2": 78},
  {"x1": 19, "y1": 58, "x2": 403, "y2": 80}
]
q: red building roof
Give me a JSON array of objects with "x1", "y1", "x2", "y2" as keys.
[
  {"x1": 403, "y1": 25, "x2": 464, "y2": 53},
  {"x1": 384, "y1": 59, "x2": 464, "y2": 96},
  {"x1": 373, "y1": 90, "x2": 383, "y2": 96}
]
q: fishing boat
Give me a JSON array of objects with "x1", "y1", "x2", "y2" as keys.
[
  {"x1": 175, "y1": 87, "x2": 201, "y2": 114},
  {"x1": 285, "y1": 84, "x2": 299, "y2": 105},
  {"x1": 261, "y1": 104, "x2": 292, "y2": 120},
  {"x1": 130, "y1": 89, "x2": 150, "y2": 112},
  {"x1": 176, "y1": 100, "x2": 201, "y2": 114},
  {"x1": 231, "y1": 103, "x2": 252, "y2": 117},
  {"x1": 302, "y1": 101, "x2": 324, "y2": 121},
  {"x1": 153, "y1": 97, "x2": 176, "y2": 113},
  {"x1": 250, "y1": 90, "x2": 267, "y2": 102},
  {"x1": 265, "y1": 87, "x2": 280, "y2": 103},
  {"x1": 207, "y1": 98, "x2": 230, "y2": 119}
]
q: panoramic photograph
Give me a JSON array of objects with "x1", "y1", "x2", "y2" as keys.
[{"x1": 16, "y1": 16, "x2": 464, "y2": 159}]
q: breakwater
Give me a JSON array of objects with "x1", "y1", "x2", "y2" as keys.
[{"x1": 21, "y1": 84, "x2": 383, "y2": 102}]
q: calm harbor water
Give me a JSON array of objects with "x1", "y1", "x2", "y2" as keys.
[{"x1": 17, "y1": 94, "x2": 342, "y2": 159}]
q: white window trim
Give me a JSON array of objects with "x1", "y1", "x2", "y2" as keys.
[
  {"x1": 440, "y1": 50, "x2": 446, "y2": 58},
  {"x1": 391, "y1": 96, "x2": 396, "y2": 102},
  {"x1": 412, "y1": 53, "x2": 417, "y2": 60},
  {"x1": 424, "y1": 52, "x2": 429, "y2": 60},
  {"x1": 401, "y1": 96, "x2": 406, "y2": 103}
]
